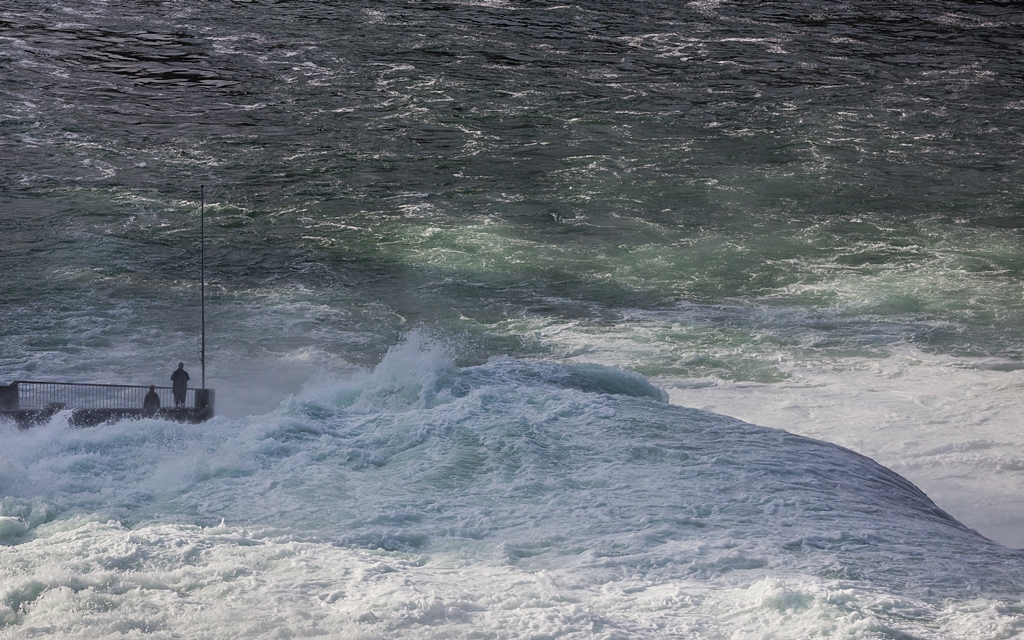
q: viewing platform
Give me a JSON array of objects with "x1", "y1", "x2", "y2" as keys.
[{"x1": 0, "y1": 381, "x2": 214, "y2": 428}]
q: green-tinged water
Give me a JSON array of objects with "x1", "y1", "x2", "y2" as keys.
[
  {"x1": 3, "y1": 4, "x2": 1024, "y2": 621},
  {"x1": 4, "y1": 192, "x2": 1023, "y2": 383},
  {"x1": 4, "y1": 0, "x2": 1023, "y2": 377}
]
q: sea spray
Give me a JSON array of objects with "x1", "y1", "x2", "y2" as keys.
[
  {"x1": 3, "y1": 338, "x2": 1023, "y2": 637},
  {"x1": 4, "y1": 0, "x2": 1024, "y2": 634}
]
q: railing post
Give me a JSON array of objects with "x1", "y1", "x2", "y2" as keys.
[{"x1": 3, "y1": 381, "x2": 214, "y2": 422}]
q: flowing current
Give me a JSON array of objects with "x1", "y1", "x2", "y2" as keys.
[{"x1": 3, "y1": 1, "x2": 1024, "y2": 637}]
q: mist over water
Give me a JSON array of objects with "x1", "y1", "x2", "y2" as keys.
[{"x1": 3, "y1": 0, "x2": 1024, "y2": 636}]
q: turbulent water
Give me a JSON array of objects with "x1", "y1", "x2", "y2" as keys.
[{"x1": 3, "y1": 0, "x2": 1024, "y2": 637}]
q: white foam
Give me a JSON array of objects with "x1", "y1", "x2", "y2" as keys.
[
  {"x1": 1, "y1": 519, "x2": 1020, "y2": 639},
  {"x1": 2, "y1": 340, "x2": 1023, "y2": 637},
  {"x1": 664, "y1": 345, "x2": 1024, "y2": 548}
]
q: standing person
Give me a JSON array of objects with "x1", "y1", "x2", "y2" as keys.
[
  {"x1": 171, "y1": 362, "x2": 190, "y2": 407},
  {"x1": 143, "y1": 385, "x2": 160, "y2": 416}
]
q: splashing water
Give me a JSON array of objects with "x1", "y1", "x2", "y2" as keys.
[{"x1": 2, "y1": 338, "x2": 1023, "y2": 638}]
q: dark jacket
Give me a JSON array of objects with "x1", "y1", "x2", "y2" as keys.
[
  {"x1": 143, "y1": 390, "x2": 160, "y2": 414},
  {"x1": 171, "y1": 369, "x2": 190, "y2": 391}
]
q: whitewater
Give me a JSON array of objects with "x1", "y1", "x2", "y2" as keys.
[
  {"x1": 4, "y1": 0, "x2": 1024, "y2": 637},
  {"x1": 2, "y1": 336, "x2": 1023, "y2": 638}
]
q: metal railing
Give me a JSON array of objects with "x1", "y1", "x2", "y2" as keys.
[{"x1": 7, "y1": 381, "x2": 196, "y2": 411}]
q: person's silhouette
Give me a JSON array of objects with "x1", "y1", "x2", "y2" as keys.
[
  {"x1": 143, "y1": 385, "x2": 160, "y2": 416},
  {"x1": 171, "y1": 362, "x2": 190, "y2": 407}
]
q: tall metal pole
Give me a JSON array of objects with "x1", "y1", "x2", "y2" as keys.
[{"x1": 201, "y1": 185, "x2": 206, "y2": 389}]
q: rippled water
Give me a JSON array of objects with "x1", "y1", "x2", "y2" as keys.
[{"x1": 3, "y1": 0, "x2": 1024, "y2": 636}]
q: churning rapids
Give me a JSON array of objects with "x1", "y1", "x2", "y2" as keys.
[
  {"x1": 4, "y1": 0, "x2": 1024, "y2": 637},
  {"x1": 1, "y1": 337, "x2": 1023, "y2": 638}
]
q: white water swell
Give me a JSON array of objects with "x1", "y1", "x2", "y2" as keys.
[{"x1": 2, "y1": 337, "x2": 1022, "y2": 638}]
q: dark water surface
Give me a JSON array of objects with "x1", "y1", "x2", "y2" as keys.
[
  {"x1": 4, "y1": 1, "x2": 1024, "y2": 375},
  {"x1": 4, "y1": 1, "x2": 1024, "y2": 637}
]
